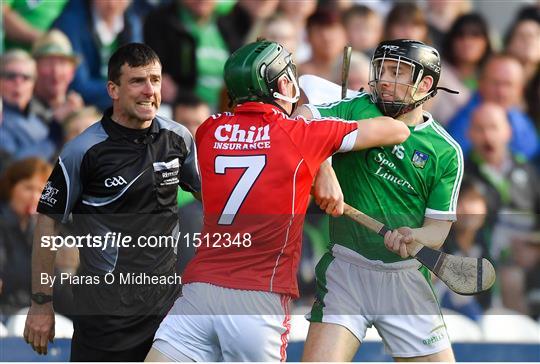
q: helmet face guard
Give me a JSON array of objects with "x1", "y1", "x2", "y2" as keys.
[
  {"x1": 369, "y1": 56, "x2": 428, "y2": 118},
  {"x1": 265, "y1": 52, "x2": 300, "y2": 104},
  {"x1": 369, "y1": 40, "x2": 441, "y2": 118}
]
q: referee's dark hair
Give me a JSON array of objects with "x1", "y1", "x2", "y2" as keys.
[{"x1": 108, "y1": 43, "x2": 161, "y2": 85}]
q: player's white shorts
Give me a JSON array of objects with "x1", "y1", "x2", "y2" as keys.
[
  {"x1": 153, "y1": 282, "x2": 291, "y2": 362},
  {"x1": 307, "y1": 244, "x2": 451, "y2": 358}
]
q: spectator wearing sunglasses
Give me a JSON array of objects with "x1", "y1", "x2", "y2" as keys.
[{"x1": 0, "y1": 49, "x2": 56, "y2": 161}]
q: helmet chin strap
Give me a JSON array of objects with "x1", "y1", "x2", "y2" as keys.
[
  {"x1": 272, "y1": 68, "x2": 300, "y2": 104},
  {"x1": 273, "y1": 89, "x2": 300, "y2": 104}
]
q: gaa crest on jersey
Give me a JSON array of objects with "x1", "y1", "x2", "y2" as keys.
[{"x1": 411, "y1": 150, "x2": 429, "y2": 169}]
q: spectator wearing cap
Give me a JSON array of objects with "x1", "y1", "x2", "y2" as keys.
[
  {"x1": 0, "y1": 50, "x2": 56, "y2": 161},
  {"x1": 52, "y1": 0, "x2": 142, "y2": 111},
  {"x1": 32, "y1": 29, "x2": 84, "y2": 149}
]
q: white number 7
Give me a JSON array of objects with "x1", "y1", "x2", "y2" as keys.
[{"x1": 215, "y1": 155, "x2": 266, "y2": 225}]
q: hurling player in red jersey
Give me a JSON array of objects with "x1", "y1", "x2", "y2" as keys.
[{"x1": 146, "y1": 40, "x2": 410, "y2": 362}]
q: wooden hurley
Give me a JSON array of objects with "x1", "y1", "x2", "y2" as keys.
[
  {"x1": 343, "y1": 203, "x2": 496, "y2": 295},
  {"x1": 341, "y1": 46, "x2": 352, "y2": 99}
]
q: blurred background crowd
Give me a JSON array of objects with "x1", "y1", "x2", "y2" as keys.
[{"x1": 1, "y1": 0, "x2": 540, "y2": 336}]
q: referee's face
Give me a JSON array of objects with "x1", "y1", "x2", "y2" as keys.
[{"x1": 110, "y1": 61, "x2": 162, "y2": 125}]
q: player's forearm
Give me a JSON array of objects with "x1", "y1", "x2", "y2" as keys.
[
  {"x1": 353, "y1": 117, "x2": 410, "y2": 150},
  {"x1": 314, "y1": 160, "x2": 340, "y2": 194},
  {"x1": 314, "y1": 160, "x2": 338, "y2": 193},
  {"x1": 312, "y1": 161, "x2": 344, "y2": 216},
  {"x1": 411, "y1": 220, "x2": 452, "y2": 250},
  {"x1": 3, "y1": 6, "x2": 43, "y2": 44},
  {"x1": 31, "y1": 214, "x2": 59, "y2": 296}
]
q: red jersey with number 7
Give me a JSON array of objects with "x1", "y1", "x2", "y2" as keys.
[{"x1": 181, "y1": 102, "x2": 358, "y2": 298}]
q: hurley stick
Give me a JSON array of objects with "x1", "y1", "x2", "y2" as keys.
[
  {"x1": 341, "y1": 46, "x2": 352, "y2": 99},
  {"x1": 343, "y1": 203, "x2": 496, "y2": 295}
]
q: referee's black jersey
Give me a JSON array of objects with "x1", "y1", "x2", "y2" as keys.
[{"x1": 37, "y1": 109, "x2": 201, "y2": 276}]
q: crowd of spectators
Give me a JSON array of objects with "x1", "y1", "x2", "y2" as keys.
[{"x1": 1, "y1": 0, "x2": 539, "y2": 324}]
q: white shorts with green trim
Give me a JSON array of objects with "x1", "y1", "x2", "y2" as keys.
[
  {"x1": 153, "y1": 282, "x2": 291, "y2": 362},
  {"x1": 307, "y1": 244, "x2": 451, "y2": 358}
]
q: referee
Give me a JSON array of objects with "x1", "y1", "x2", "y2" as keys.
[{"x1": 23, "y1": 43, "x2": 201, "y2": 361}]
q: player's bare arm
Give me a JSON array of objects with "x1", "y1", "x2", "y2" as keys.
[
  {"x1": 296, "y1": 104, "x2": 410, "y2": 216},
  {"x1": 384, "y1": 217, "x2": 453, "y2": 258},
  {"x1": 312, "y1": 161, "x2": 344, "y2": 216},
  {"x1": 300, "y1": 88, "x2": 342, "y2": 216},
  {"x1": 24, "y1": 214, "x2": 58, "y2": 355},
  {"x1": 294, "y1": 105, "x2": 410, "y2": 149},
  {"x1": 310, "y1": 109, "x2": 412, "y2": 215},
  {"x1": 352, "y1": 116, "x2": 409, "y2": 149}
]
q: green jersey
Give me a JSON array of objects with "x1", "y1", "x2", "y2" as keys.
[
  {"x1": 179, "y1": 9, "x2": 229, "y2": 110},
  {"x1": 4, "y1": 0, "x2": 68, "y2": 51},
  {"x1": 308, "y1": 93, "x2": 464, "y2": 263}
]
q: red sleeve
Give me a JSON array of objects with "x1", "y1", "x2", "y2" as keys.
[{"x1": 277, "y1": 115, "x2": 358, "y2": 175}]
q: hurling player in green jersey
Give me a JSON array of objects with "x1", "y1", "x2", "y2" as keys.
[{"x1": 295, "y1": 39, "x2": 463, "y2": 361}]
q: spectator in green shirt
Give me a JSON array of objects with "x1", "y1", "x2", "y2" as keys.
[
  {"x1": 3, "y1": 0, "x2": 68, "y2": 51},
  {"x1": 145, "y1": 0, "x2": 236, "y2": 110}
]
